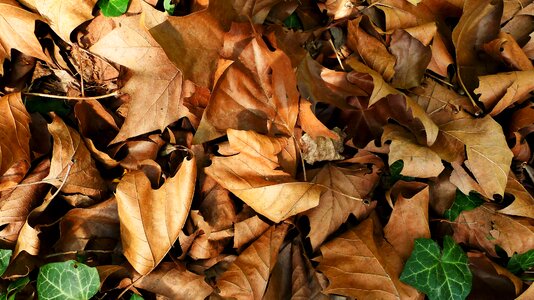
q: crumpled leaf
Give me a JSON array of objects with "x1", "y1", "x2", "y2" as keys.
[
  {"x1": 317, "y1": 217, "x2": 420, "y2": 299},
  {"x1": 468, "y1": 251, "x2": 522, "y2": 298},
  {"x1": 498, "y1": 174, "x2": 534, "y2": 218},
  {"x1": 483, "y1": 31, "x2": 534, "y2": 71},
  {"x1": 0, "y1": 93, "x2": 31, "y2": 190},
  {"x1": 400, "y1": 236, "x2": 472, "y2": 300},
  {"x1": 90, "y1": 14, "x2": 192, "y2": 144},
  {"x1": 217, "y1": 223, "x2": 288, "y2": 299},
  {"x1": 35, "y1": 0, "x2": 97, "y2": 42},
  {"x1": 205, "y1": 129, "x2": 322, "y2": 223},
  {"x1": 475, "y1": 70, "x2": 534, "y2": 116},
  {"x1": 194, "y1": 37, "x2": 299, "y2": 143},
  {"x1": 115, "y1": 157, "x2": 196, "y2": 275},
  {"x1": 301, "y1": 128, "x2": 345, "y2": 165},
  {"x1": 232, "y1": 0, "x2": 283, "y2": 24}
]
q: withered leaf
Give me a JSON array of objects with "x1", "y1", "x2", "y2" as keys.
[
  {"x1": 498, "y1": 174, "x2": 534, "y2": 218},
  {"x1": 390, "y1": 29, "x2": 432, "y2": 89},
  {"x1": 115, "y1": 157, "x2": 196, "y2": 275},
  {"x1": 35, "y1": 0, "x2": 97, "y2": 42}
]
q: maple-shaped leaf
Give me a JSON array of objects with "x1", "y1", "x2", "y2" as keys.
[
  {"x1": 217, "y1": 223, "x2": 288, "y2": 299},
  {"x1": 0, "y1": 93, "x2": 31, "y2": 190},
  {"x1": 115, "y1": 157, "x2": 196, "y2": 275},
  {"x1": 0, "y1": 1, "x2": 51, "y2": 75},
  {"x1": 90, "y1": 15, "x2": 193, "y2": 144},
  {"x1": 302, "y1": 162, "x2": 379, "y2": 251},
  {"x1": 205, "y1": 129, "x2": 322, "y2": 223},
  {"x1": 194, "y1": 37, "x2": 299, "y2": 143},
  {"x1": 317, "y1": 217, "x2": 421, "y2": 299},
  {"x1": 134, "y1": 262, "x2": 213, "y2": 299},
  {"x1": 400, "y1": 236, "x2": 472, "y2": 300},
  {"x1": 35, "y1": 0, "x2": 97, "y2": 42},
  {"x1": 141, "y1": 0, "x2": 238, "y2": 88},
  {"x1": 44, "y1": 115, "x2": 106, "y2": 198},
  {"x1": 444, "y1": 190, "x2": 485, "y2": 221}
]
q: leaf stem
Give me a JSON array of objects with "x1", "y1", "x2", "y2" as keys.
[
  {"x1": 23, "y1": 91, "x2": 119, "y2": 100},
  {"x1": 313, "y1": 183, "x2": 369, "y2": 204}
]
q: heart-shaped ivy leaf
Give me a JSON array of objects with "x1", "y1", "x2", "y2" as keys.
[{"x1": 37, "y1": 260, "x2": 100, "y2": 300}]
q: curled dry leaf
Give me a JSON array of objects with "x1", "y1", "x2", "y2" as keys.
[
  {"x1": 483, "y1": 31, "x2": 534, "y2": 71},
  {"x1": 303, "y1": 162, "x2": 379, "y2": 251},
  {"x1": 115, "y1": 157, "x2": 196, "y2": 275},
  {"x1": 317, "y1": 217, "x2": 420, "y2": 299},
  {"x1": 498, "y1": 174, "x2": 534, "y2": 218},
  {"x1": 205, "y1": 129, "x2": 322, "y2": 223},
  {"x1": 217, "y1": 223, "x2": 289, "y2": 299},
  {"x1": 0, "y1": 93, "x2": 31, "y2": 190},
  {"x1": 232, "y1": 0, "x2": 283, "y2": 24},
  {"x1": 35, "y1": 0, "x2": 97, "y2": 42},
  {"x1": 300, "y1": 128, "x2": 345, "y2": 165},
  {"x1": 44, "y1": 115, "x2": 106, "y2": 198},
  {"x1": 475, "y1": 70, "x2": 534, "y2": 116},
  {"x1": 194, "y1": 37, "x2": 299, "y2": 143}
]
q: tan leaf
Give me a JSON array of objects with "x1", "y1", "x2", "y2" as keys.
[
  {"x1": 44, "y1": 115, "x2": 106, "y2": 198},
  {"x1": 290, "y1": 240, "x2": 329, "y2": 300},
  {"x1": 0, "y1": 1, "x2": 51, "y2": 75},
  {"x1": 232, "y1": 0, "x2": 283, "y2": 24},
  {"x1": 90, "y1": 15, "x2": 190, "y2": 144},
  {"x1": 199, "y1": 175, "x2": 236, "y2": 232},
  {"x1": 205, "y1": 130, "x2": 322, "y2": 223},
  {"x1": 517, "y1": 282, "x2": 534, "y2": 300},
  {"x1": 35, "y1": 0, "x2": 97, "y2": 42},
  {"x1": 298, "y1": 99, "x2": 338, "y2": 140},
  {"x1": 0, "y1": 160, "x2": 49, "y2": 243},
  {"x1": 347, "y1": 16, "x2": 396, "y2": 81},
  {"x1": 440, "y1": 115, "x2": 513, "y2": 197},
  {"x1": 384, "y1": 182, "x2": 431, "y2": 260},
  {"x1": 142, "y1": 0, "x2": 238, "y2": 88},
  {"x1": 217, "y1": 223, "x2": 288, "y2": 299},
  {"x1": 483, "y1": 31, "x2": 534, "y2": 71},
  {"x1": 134, "y1": 262, "x2": 213, "y2": 300},
  {"x1": 233, "y1": 215, "x2": 270, "y2": 250},
  {"x1": 115, "y1": 157, "x2": 196, "y2": 275},
  {"x1": 302, "y1": 163, "x2": 379, "y2": 251},
  {"x1": 300, "y1": 128, "x2": 345, "y2": 165},
  {"x1": 187, "y1": 210, "x2": 228, "y2": 260},
  {"x1": 194, "y1": 37, "x2": 299, "y2": 143},
  {"x1": 317, "y1": 217, "x2": 420, "y2": 299},
  {"x1": 498, "y1": 174, "x2": 534, "y2": 218},
  {"x1": 0, "y1": 93, "x2": 31, "y2": 190},
  {"x1": 475, "y1": 70, "x2": 534, "y2": 116},
  {"x1": 382, "y1": 124, "x2": 444, "y2": 178}
]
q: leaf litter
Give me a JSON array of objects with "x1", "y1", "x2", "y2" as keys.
[{"x1": 0, "y1": 0, "x2": 533, "y2": 299}]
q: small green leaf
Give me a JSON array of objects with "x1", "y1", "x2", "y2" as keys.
[
  {"x1": 163, "y1": 0, "x2": 175, "y2": 15},
  {"x1": 444, "y1": 190, "x2": 484, "y2": 221},
  {"x1": 3, "y1": 277, "x2": 30, "y2": 300},
  {"x1": 0, "y1": 249, "x2": 12, "y2": 276},
  {"x1": 389, "y1": 160, "x2": 415, "y2": 183},
  {"x1": 400, "y1": 236, "x2": 472, "y2": 300},
  {"x1": 98, "y1": 0, "x2": 129, "y2": 17},
  {"x1": 37, "y1": 260, "x2": 100, "y2": 300},
  {"x1": 283, "y1": 12, "x2": 303, "y2": 30},
  {"x1": 130, "y1": 293, "x2": 144, "y2": 300},
  {"x1": 508, "y1": 249, "x2": 534, "y2": 274}
]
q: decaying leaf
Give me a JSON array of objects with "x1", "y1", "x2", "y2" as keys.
[{"x1": 35, "y1": 0, "x2": 97, "y2": 42}]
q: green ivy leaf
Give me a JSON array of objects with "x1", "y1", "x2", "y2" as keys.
[
  {"x1": 444, "y1": 190, "x2": 484, "y2": 221},
  {"x1": 400, "y1": 236, "x2": 472, "y2": 300},
  {"x1": 508, "y1": 249, "x2": 534, "y2": 274},
  {"x1": 98, "y1": 0, "x2": 129, "y2": 17},
  {"x1": 0, "y1": 249, "x2": 12, "y2": 276},
  {"x1": 130, "y1": 293, "x2": 144, "y2": 300},
  {"x1": 1, "y1": 277, "x2": 30, "y2": 300},
  {"x1": 37, "y1": 260, "x2": 100, "y2": 300},
  {"x1": 283, "y1": 12, "x2": 303, "y2": 30},
  {"x1": 163, "y1": 0, "x2": 175, "y2": 15}
]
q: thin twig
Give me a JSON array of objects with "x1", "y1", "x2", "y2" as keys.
[
  {"x1": 23, "y1": 91, "x2": 119, "y2": 100},
  {"x1": 45, "y1": 249, "x2": 115, "y2": 258},
  {"x1": 425, "y1": 72, "x2": 454, "y2": 87}
]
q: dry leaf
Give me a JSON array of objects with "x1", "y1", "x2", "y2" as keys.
[
  {"x1": 115, "y1": 157, "x2": 196, "y2": 275},
  {"x1": 498, "y1": 174, "x2": 534, "y2": 218},
  {"x1": 300, "y1": 128, "x2": 345, "y2": 165},
  {"x1": 233, "y1": 215, "x2": 270, "y2": 250},
  {"x1": 35, "y1": 0, "x2": 97, "y2": 42},
  {"x1": 468, "y1": 251, "x2": 523, "y2": 298},
  {"x1": 483, "y1": 31, "x2": 534, "y2": 71},
  {"x1": 390, "y1": 29, "x2": 432, "y2": 89}
]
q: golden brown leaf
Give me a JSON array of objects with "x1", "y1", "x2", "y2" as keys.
[
  {"x1": 483, "y1": 31, "x2": 534, "y2": 71},
  {"x1": 35, "y1": 0, "x2": 97, "y2": 42},
  {"x1": 390, "y1": 29, "x2": 432, "y2": 89},
  {"x1": 0, "y1": 93, "x2": 31, "y2": 190},
  {"x1": 115, "y1": 157, "x2": 196, "y2": 275},
  {"x1": 498, "y1": 174, "x2": 534, "y2": 218},
  {"x1": 217, "y1": 223, "x2": 288, "y2": 299},
  {"x1": 233, "y1": 215, "x2": 270, "y2": 250}
]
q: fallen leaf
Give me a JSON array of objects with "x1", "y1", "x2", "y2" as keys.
[
  {"x1": 468, "y1": 252, "x2": 523, "y2": 298},
  {"x1": 233, "y1": 215, "x2": 270, "y2": 250},
  {"x1": 115, "y1": 157, "x2": 196, "y2": 275},
  {"x1": 233, "y1": 0, "x2": 283, "y2": 24},
  {"x1": 0, "y1": 93, "x2": 31, "y2": 190},
  {"x1": 483, "y1": 31, "x2": 534, "y2": 71},
  {"x1": 498, "y1": 174, "x2": 534, "y2": 218},
  {"x1": 390, "y1": 29, "x2": 432, "y2": 89},
  {"x1": 317, "y1": 217, "x2": 420, "y2": 299},
  {"x1": 35, "y1": 0, "x2": 97, "y2": 42},
  {"x1": 298, "y1": 99, "x2": 338, "y2": 140},
  {"x1": 217, "y1": 223, "x2": 288, "y2": 299},
  {"x1": 301, "y1": 128, "x2": 345, "y2": 165}
]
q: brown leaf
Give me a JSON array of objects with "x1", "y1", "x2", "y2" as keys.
[
  {"x1": 233, "y1": 0, "x2": 283, "y2": 23},
  {"x1": 142, "y1": 0, "x2": 239, "y2": 88},
  {"x1": 302, "y1": 162, "x2": 379, "y2": 251},
  {"x1": 298, "y1": 99, "x2": 338, "y2": 140},
  {"x1": 0, "y1": 93, "x2": 31, "y2": 190},
  {"x1": 194, "y1": 37, "x2": 299, "y2": 143},
  {"x1": 35, "y1": 0, "x2": 97, "y2": 42},
  {"x1": 233, "y1": 215, "x2": 270, "y2": 250},
  {"x1": 205, "y1": 130, "x2": 322, "y2": 223},
  {"x1": 452, "y1": 0, "x2": 502, "y2": 99},
  {"x1": 317, "y1": 217, "x2": 420, "y2": 299},
  {"x1": 0, "y1": 1, "x2": 51, "y2": 75},
  {"x1": 54, "y1": 197, "x2": 119, "y2": 252},
  {"x1": 384, "y1": 182, "x2": 431, "y2": 261},
  {"x1": 199, "y1": 175, "x2": 236, "y2": 232},
  {"x1": 468, "y1": 251, "x2": 523, "y2": 298},
  {"x1": 90, "y1": 15, "x2": 191, "y2": 144},
  {"x1": 483, "y1": 31, "x2": 534, "y2": 71},
  {"x1": 187, "y1": 210, "x2": 229, "y2": 260},
  {"x1": 290, "y1": 240, "x2": 329, "y2": 300},
  {"x1": 428, "y1": 169, "x2": 457, "y2": 215},
  {"x1": 347, "y1": 16, "x2": 396, "y2": 81},
  {"x1": 115, "y1": 157, "x2": 196, "y2": 275},
  {"x1": 475, "y1": 70, "x2": 534, "y2": 116},
  {"x1": 134, "y1": 262, "x2": 213, "y2": 300},
  {"x1": 301, "y1": 128, "x2": 345, "y2": 165},
  {"x1": 502, "y1": 3, "x2": 534, "y2": 46},
  {"x1": 498, "y1": 174, "x2": 534, "y2": 218},
  {"x1": 390, "y1": 29, "x2": 432, "y2": 89},
  {"x1": 382, "y1": 124, "x2": 444, "y2": 178},
  {"x1": 44, "y1": 115, "x2": 106, "y2": 198},
  {"x1": 217, "y1": 223, "x2": 288, "y2": 299},
  {"x1": 517, "y1": 282, "x2": 534, "y2": 300},
  {"x1": 0, "y1": 159, "x2": 49, "y2": 243}
]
